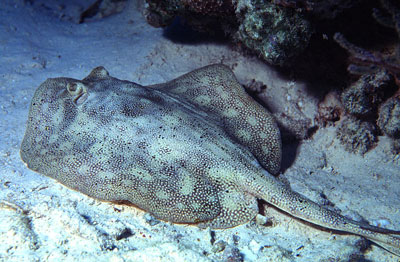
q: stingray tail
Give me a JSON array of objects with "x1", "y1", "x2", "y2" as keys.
[
  {"x1": 247, "y1": 174, "x2": 400, "y2": 256},
  {"x1": 353, "y1": 223, "x2": 400, "y2": 256}
]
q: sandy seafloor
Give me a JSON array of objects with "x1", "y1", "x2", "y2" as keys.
[{"x1": 1, "y1": 0, "x2": 400, "y2": 261}]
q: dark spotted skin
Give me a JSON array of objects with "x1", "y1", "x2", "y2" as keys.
[{"x1": 21, "y1": 65, "x2": 400, "y2": 255}]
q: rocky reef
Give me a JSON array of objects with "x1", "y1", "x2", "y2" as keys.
[
  {"x1": 144, "y1": 0, "x2": 313, "y2": 66},
  {"x1": 143, "y1": 1, "x2": 369, "y2": 66},
  {"x1": 334, "y1": 0, "x2": 400, "y2": 153},
  {"x1": 236, "y1": 1, "x2": 311, "y2": 66},
  {"x1": 341, "y1": 69, "x2": 396, "y2": 117}
]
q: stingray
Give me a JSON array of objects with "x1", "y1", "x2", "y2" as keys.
[{"x1": 21, "y1": 64, "x2": 400, "y2": 256}]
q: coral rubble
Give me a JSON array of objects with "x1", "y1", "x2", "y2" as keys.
[
  {"x1": 341, "y1": 69, "x2": 396, "y2": 117},
  {"x1": 334, "y1": 0, "x2": 400, "y2": 154},
  {"x1": 336, "y1": 117, "x2": 377, "y2": 154},
  {"x1": 378, "y1": 96, "x2": 400, "y2": 138}
]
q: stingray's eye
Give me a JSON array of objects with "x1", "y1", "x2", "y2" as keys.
[
  {"x1": 66, "y1": 82, "x2": 88, "y2": 105},
  {"x1": 67, "y1": 82, "x2": 85, "y2": 96}
]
